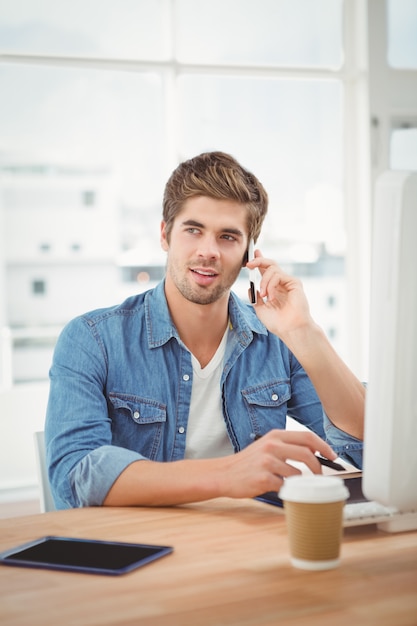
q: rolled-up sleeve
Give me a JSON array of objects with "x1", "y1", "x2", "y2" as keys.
[
  {"x1": 323, "y1": 412, "x2": 363, "y2": 469},
  {"x1": 68, "y1": 446, "x2": 144, "y2": 507}
]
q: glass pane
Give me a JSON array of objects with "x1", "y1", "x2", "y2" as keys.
[
  {"x1": 0, "y1": 64, "x2": 165, "y2": 208},
  {"x1": 175, "y1": 0, "x2": 343, "y2": 68},
  {"x1": 0, "y1": 63, "x2": 166, "y2": 339},
  {"x1": 178, "y1": 74, "x2": 346, "y2": 357},
  {"x1": 0, "y1": 0, "x2": 171, "y2": 60},
  {"x1": 178, "y1": 75, "x2": 343, "y2": 242},
  {"x1": 388, "y1": 0, "x2": 417, "y2": 68},
  {"x1": 390, "y1": 128, "x2": 417, "y2": 170}
]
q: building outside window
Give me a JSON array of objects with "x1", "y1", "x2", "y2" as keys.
[{"x1": 32, "y1": 279, "x2": 46, "y2": 295}]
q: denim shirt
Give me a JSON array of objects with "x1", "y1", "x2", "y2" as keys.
[{"x1": 45, "y1": 280, "x2": 363, "y2": 509}]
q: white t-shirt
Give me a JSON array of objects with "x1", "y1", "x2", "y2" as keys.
[{"x1": 184, "y1": 327, "x2": 234, "y2": 459}]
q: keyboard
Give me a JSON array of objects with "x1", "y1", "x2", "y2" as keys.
[
  {"x1": 343, "y1": 501, "x2": 417, "y2": 532},
  {"x1": 255, "y1": 486, "x2": 417, "y2": 533}
]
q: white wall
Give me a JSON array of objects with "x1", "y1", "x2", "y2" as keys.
[{"x1": 0, "y1": 381, "x2": 49, "y2": 501}]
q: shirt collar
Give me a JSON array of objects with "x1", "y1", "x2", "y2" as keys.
[{"x1": 144, "y1": 280, "x2": 267, "y2": 349}]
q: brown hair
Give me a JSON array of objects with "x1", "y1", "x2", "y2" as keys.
[{"x1": 162, "y1": 151, "x2": 268, "y2": 243}]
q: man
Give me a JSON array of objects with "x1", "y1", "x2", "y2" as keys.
[{"x1": 45, "y1": 151, "x2": 364, "y2": 509}]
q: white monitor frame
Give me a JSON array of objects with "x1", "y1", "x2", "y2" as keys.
[{"x1": 363, "y1": 170, "x2": 417, "y2": 513}]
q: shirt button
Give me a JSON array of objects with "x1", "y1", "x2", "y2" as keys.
[
  {"x1": 183, "y1": 374, "x2": 190, "y2": 381},
  {"x1": 178, "y1": 426, "x2": 185, "y2": 434},
  {"x1": 271, "y1": 394, "x2": 278, "y2": 401},
  {"x1": 133, "y1": 411, "x2": 140, "y2": 419}
]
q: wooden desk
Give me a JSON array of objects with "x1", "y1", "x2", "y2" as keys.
[{"x1": 0, "y1": 498, "x2": 416, "y2": 626}]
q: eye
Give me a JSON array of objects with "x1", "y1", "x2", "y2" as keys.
[
  {"x1": 186, "y1": 227, "x2": 201, "y2": 235},
  {"x1": 221, "y1": 234, "x2": 238, "y2": 242}
]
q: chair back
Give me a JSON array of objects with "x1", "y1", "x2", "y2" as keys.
[{"x1": 33, "y1": 431, "x2": 55, "y2": 512}]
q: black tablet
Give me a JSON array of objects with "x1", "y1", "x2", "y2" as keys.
[
  {"x1": 0, "y1": 536, "x2": 173, "y2": 576},
  {"x1": 255, "y1": 476, "x2": 368, "y2": 508}
]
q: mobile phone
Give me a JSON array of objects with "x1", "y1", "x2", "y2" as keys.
[
  {"x1": 248, "y1": 239, "x2": 257, "y2": 304},
  {"x1": 0, "y1": 536, "x2": 173, "y2": 576}
]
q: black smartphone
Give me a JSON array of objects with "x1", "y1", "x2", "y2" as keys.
[
  {"x1": 0, "y1": 536, "x2": 173, "y2": 576},
  {"x1": 247, "y1": 239, "x2": 257, "y2": 304}
]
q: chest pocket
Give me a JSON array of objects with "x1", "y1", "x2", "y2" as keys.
[
  {"x1": 108, "y1": 392, "x2": 166, "y2": 460},
  {"x1": 242, "y1": 380, "x2": 291, "y2": 435}
]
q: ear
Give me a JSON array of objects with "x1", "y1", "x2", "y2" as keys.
[{"x1": 160, "y1": 221, "x2": 169, "y2": 251}]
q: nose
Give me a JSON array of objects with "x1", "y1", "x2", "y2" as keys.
[{"x1": 196, "y1": 235, "x2": 220, "y2": 260}]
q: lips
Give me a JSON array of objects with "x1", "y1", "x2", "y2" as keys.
[
  {"x1": 191, "y1": 269, "x2": 217, "y2": 277},
  {"x1": 190, "y1": 267, "x2": 219, "y2": 285}
]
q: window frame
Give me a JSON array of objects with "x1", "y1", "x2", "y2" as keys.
[{"x1": 0, "y1": 0, "x2": 381, "y2": 379}]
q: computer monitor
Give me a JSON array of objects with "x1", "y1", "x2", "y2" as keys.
[{"x1": 362, "y1": 170, "x2": 417, "y2": 514}]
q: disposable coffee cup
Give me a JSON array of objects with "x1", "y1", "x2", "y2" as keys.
[{"x1": 279, "y1": 475, "x2": 349, "y2": 571}]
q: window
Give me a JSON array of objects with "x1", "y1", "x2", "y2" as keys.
[
  {"x1": 388, "y1": 0, "x2": 417, "y2": 69},
  {"x1": 32, "y1": 279, "x2": 46, "y2": 295},
  {"x1": 178, "y1": 75, "x2": 343, "y2": 250},
  {"x1": 390, "y1": 127, "x2": 417, "y2": 170},
  {"x1": 175, "y1": 0, "x2": 343, "y2": 67},
  {"x1": 82, "y1": 191, "x2": 96, "y2": 207},
  {"x1": 327, "y1": 327, "x2": 337, "y2": 340},
  {"x1": 0, "y1": 0, "x2": 372, "y2": 384},
  {"x1": 0, "y1": 0, "x2": 171, "y2": 60}
]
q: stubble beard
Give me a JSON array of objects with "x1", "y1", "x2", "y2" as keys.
[{"x1": 168, "y1": 261, "x2": 241, "y2": 305}]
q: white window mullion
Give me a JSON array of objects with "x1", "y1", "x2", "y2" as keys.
[{"x1": 343, "y1": 0, "x2": 372, "y2": 378}]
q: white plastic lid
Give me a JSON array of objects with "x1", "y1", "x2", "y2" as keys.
[{"x1": 279, "y1": 475, "x2": 349, "y2": 503}]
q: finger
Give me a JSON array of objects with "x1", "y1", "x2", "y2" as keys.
[
  {"x1": 246, "y1": 260, "x2": 290, "y2": 302},
  {"x1": 257, "y1": 439, "x2": 323, "y2": 476},
  {"x1": 261, "y1": 268, "x2": 298, "y2": 299},
  {"x1": 259, "y1": 429, "x2": 337, "y2": 461},
  {"x1": 255, "y1": 269, "x2": 289, "y2": 302},
  {"x1": 283, "y1": 443, "x2": 325, "y2": 475},
  {"x1": 250, "y1": 456, "x2": 301, "y2": 495},
  {"x1": 272, "y1": 458, "x2": 304, "y2": 479},
  {"x1": 246, "y1": 254, "x2": 281, "y2": 274}
]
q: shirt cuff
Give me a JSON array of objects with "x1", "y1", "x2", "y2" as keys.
[
  {"x1": 323, "y1": 412, "x2": 363, "y2": 470},
  {"x1": 69, "y1": 445, "x2": 145, "y2": 507}
]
